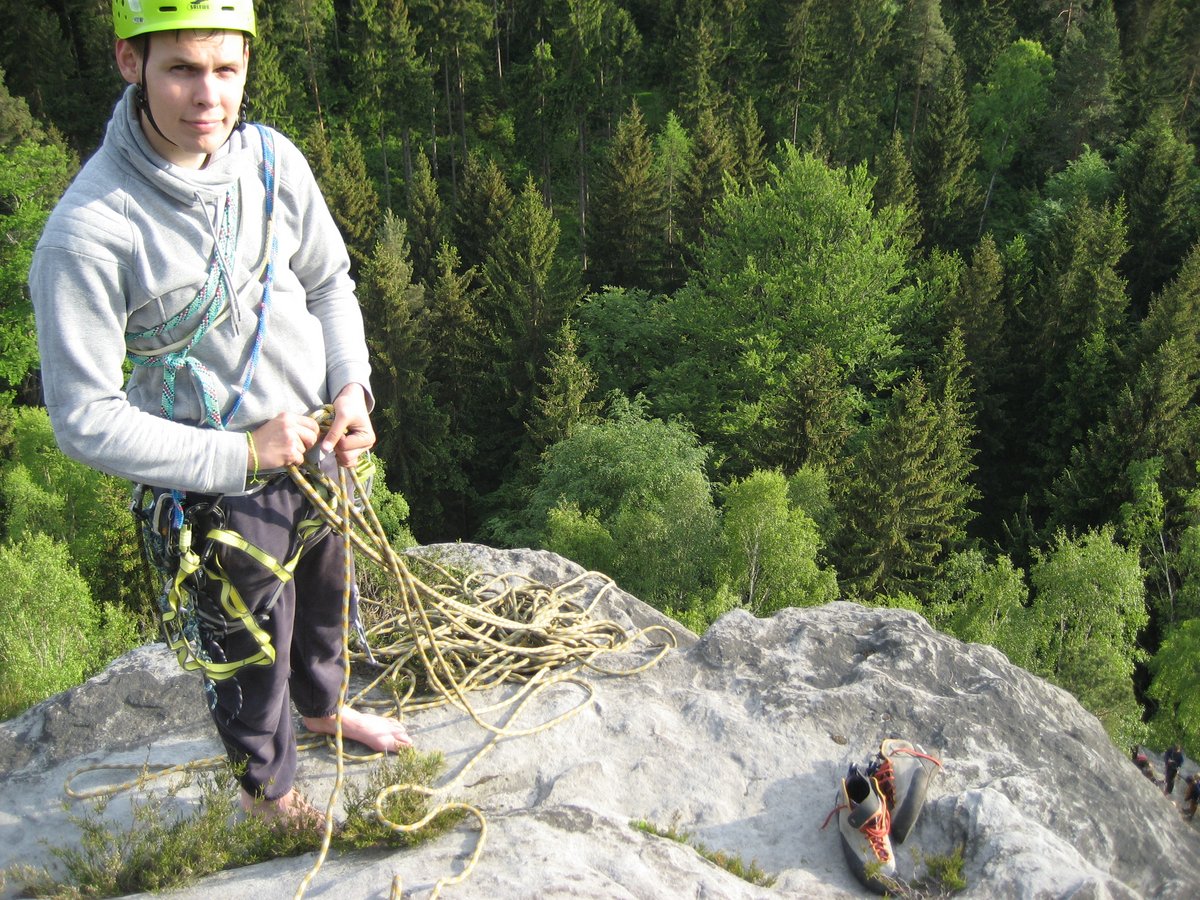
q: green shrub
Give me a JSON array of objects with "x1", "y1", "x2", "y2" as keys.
[{"x1": 0, "y1": 533, "x2": 138, "y2": 718}]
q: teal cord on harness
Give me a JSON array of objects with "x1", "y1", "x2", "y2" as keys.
[{"x1": 125, "y1": 123, "x2": 277, "y2": 432}]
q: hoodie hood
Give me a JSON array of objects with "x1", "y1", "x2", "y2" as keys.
[{"x1": 109, "y1": 84, "x2": 255, "y2": 205}]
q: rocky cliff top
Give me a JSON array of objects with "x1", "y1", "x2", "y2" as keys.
[{"x1": 1, "y1": 544, "x2": 1197, "y2": 899}]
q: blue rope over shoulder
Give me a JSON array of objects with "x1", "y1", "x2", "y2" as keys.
[{"x1": 125, "y1": 123, "x2": 278, "y2": 432}]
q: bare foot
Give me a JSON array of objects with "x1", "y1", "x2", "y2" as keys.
[
  {"x1": 240, "y1": 786, "x2": 325, "y2": 830},
  {"x1": 302, "y1": 706, "x2": 413, "y2": 753}
]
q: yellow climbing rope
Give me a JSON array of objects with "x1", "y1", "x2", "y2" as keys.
[
  {"x1": 289, "y1": 452, "x2": 676, "y2": 898},
  {"x1": 66, "y1": 420, "x2": 676, "y2": 899}
]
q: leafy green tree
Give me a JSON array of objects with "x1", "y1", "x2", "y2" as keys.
[
  {"x1": 588, "y1": 98, "x2": 665, "y2": 290},
  {"x1": 659, "y1": 145, "x2": 912, "y2": 474},
  {"x1": 1176, "y1": 477, "x2": 1200, "y2": 625},
  {"x1": 572, "y1": 287, "x2": 675, "y2": 401},
  {"x1": 970, "y1": 38, "x2": 1053, "y2": 236},
  {"x1": 653, "y1": 111, "x2": 693, "y2": 289},
  {"x1": 1028, "y1": 526, "x2": 1148, "y2": 747},
  {"x1": 717, "y1": 469, "x2": 837, "y2": 616},
  {"x1": 1113, "y1": 111, "x2": 1199, "y2": 310},
  {"x1": 1146, "y1": 615, "x2": 1200, "y2": 755},
  {"x1": 514, "y1": 396, "x2": 720, "y2": 611},
  {"x1": 0, "y1": 533, "x2": 138, "y2": 718},
  {"x1": 0, "y1": 407, "x2": 149, "y2": 620},
  {"x1": 928, "y1": 547, "x2": 1035, "y2": 669},
  {"x1": 1116, "y1": 457, "x2": 1184, "y2": 628},
  {"x1": 0, "y1": 98, "x2": 75, "y2": 391}
]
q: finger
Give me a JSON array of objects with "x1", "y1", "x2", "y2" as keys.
[
  {"x1": 296, "y1": 415, "x2": 322, "y2": 448},
  {"x1": 321, "y1": 413, "x2": 348, "y2": 454}
]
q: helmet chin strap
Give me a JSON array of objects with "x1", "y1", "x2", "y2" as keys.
[{"x1": 136, "y1": 40, "x2": 177, "y2": 149}]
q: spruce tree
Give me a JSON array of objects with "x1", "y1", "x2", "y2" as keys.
[
  {"x1": 479, "y1": 177, "x2": 584, "y2": 482},
  {"x1": 1113, "y1": 111, "x2": 1199, "y2": 312},
  {"x1": 872, "y1": 129, "x2": 924, "y2": 252},
  {"x1": 422, "y1": 240, "x2": 489, "y2": 536},
  {"x1": 1028, "y1": 0, "x2": 1120, "y2": 170},
  {"x1": 679, "y1": 105, "x2": 737, "y2": 255},
  {"x1": 888, "y1": 0, "x2": 956, "y2": 146},
  {"x1": 731, "y1": 96, "x2": 769, "y2": 189},
  {"x1": 525, "y1": 320, "x2": 602, "y2": 457},
  {"x1": 759, "y1": 345, "x2": 859, "y2": 478},
  {"x1": 405, "y1": 148, "x2": 446, "y2": 288},
  {"x1": 1021, "y1": 197, "x2": 1131, "y2": 505},
  {"x1": 347, "y1": 0, "x2": 430, "y2": 208},
  {"x1": 452, "y1": 150, "x2": 514, "y2": 284},
  {"x1": 356, "y1": 211, "x2": 450, "y2": 529},
  {"x1": 913, "y1": 51, "x2": 980, "y2": 250},
  {"x1": 588, "y1": 98, "x2": 665, "y2": 291},
  {"x1": 321, "y1": 124, "x2": 381, "y2": 270},
  {"x1": 834, "y1": 338, "x2": 979, "y2": 603},
  {"x1": 1047, "y1": 337, "x2": 1200, "y2": 534}
]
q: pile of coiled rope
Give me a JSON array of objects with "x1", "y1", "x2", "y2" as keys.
[
  {"x1": 289, "y1": 457, "x2": 676, "y2": 897},
  {"x1": 67, "y1": 448, "x2": 676, "y2": 900}
]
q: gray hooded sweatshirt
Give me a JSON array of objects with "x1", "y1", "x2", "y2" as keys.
[{"x1": 29, "y1": 86, "x2": 371, "y2": 495}]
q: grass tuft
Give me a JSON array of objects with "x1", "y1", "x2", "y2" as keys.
[
  {"x1": 631, "y1": 817, "x2": 777, "y2": 888},
  {"x1": 6, "y1": 750, "x2": 462, "y2": 898}
]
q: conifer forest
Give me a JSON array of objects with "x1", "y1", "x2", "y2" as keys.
[{"x1": 1, "y1": 0, "x2": 1199, "y2": 756}]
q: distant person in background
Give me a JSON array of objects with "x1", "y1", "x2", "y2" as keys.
[
  {"x1": 1163, "y1": 744, "x2": 1185, "y2": 795},
  {"x1": 1133, "y1": 749, "x2": 1162, "y2": 787},
  {"x1": 1182, "y1": 774, "x2": 1199, "y2": 821}
]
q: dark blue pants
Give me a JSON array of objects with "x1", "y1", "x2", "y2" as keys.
[{"x1": 200, "y1": 467, "x2": 349, "y2": 800}]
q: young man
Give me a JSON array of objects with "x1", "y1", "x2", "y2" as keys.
[{"x1": 29, "y1": 1, "x2": 410, "y2": 825}]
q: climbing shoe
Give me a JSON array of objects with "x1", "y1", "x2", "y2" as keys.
[
  {"x1": 828, "y1": 764, "x2": 897, "y2": 895},
  {"x1": 868, "y1": 738, "x2": 942, "y2": 844}
]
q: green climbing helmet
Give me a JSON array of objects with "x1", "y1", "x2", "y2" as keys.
[{"x1": 112, "y1": 0, "x2": 257, "y2": 40}]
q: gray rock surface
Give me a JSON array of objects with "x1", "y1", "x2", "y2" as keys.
[{"x1": 1, "y1": 543, "x2": 1197, "y2": 899}]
